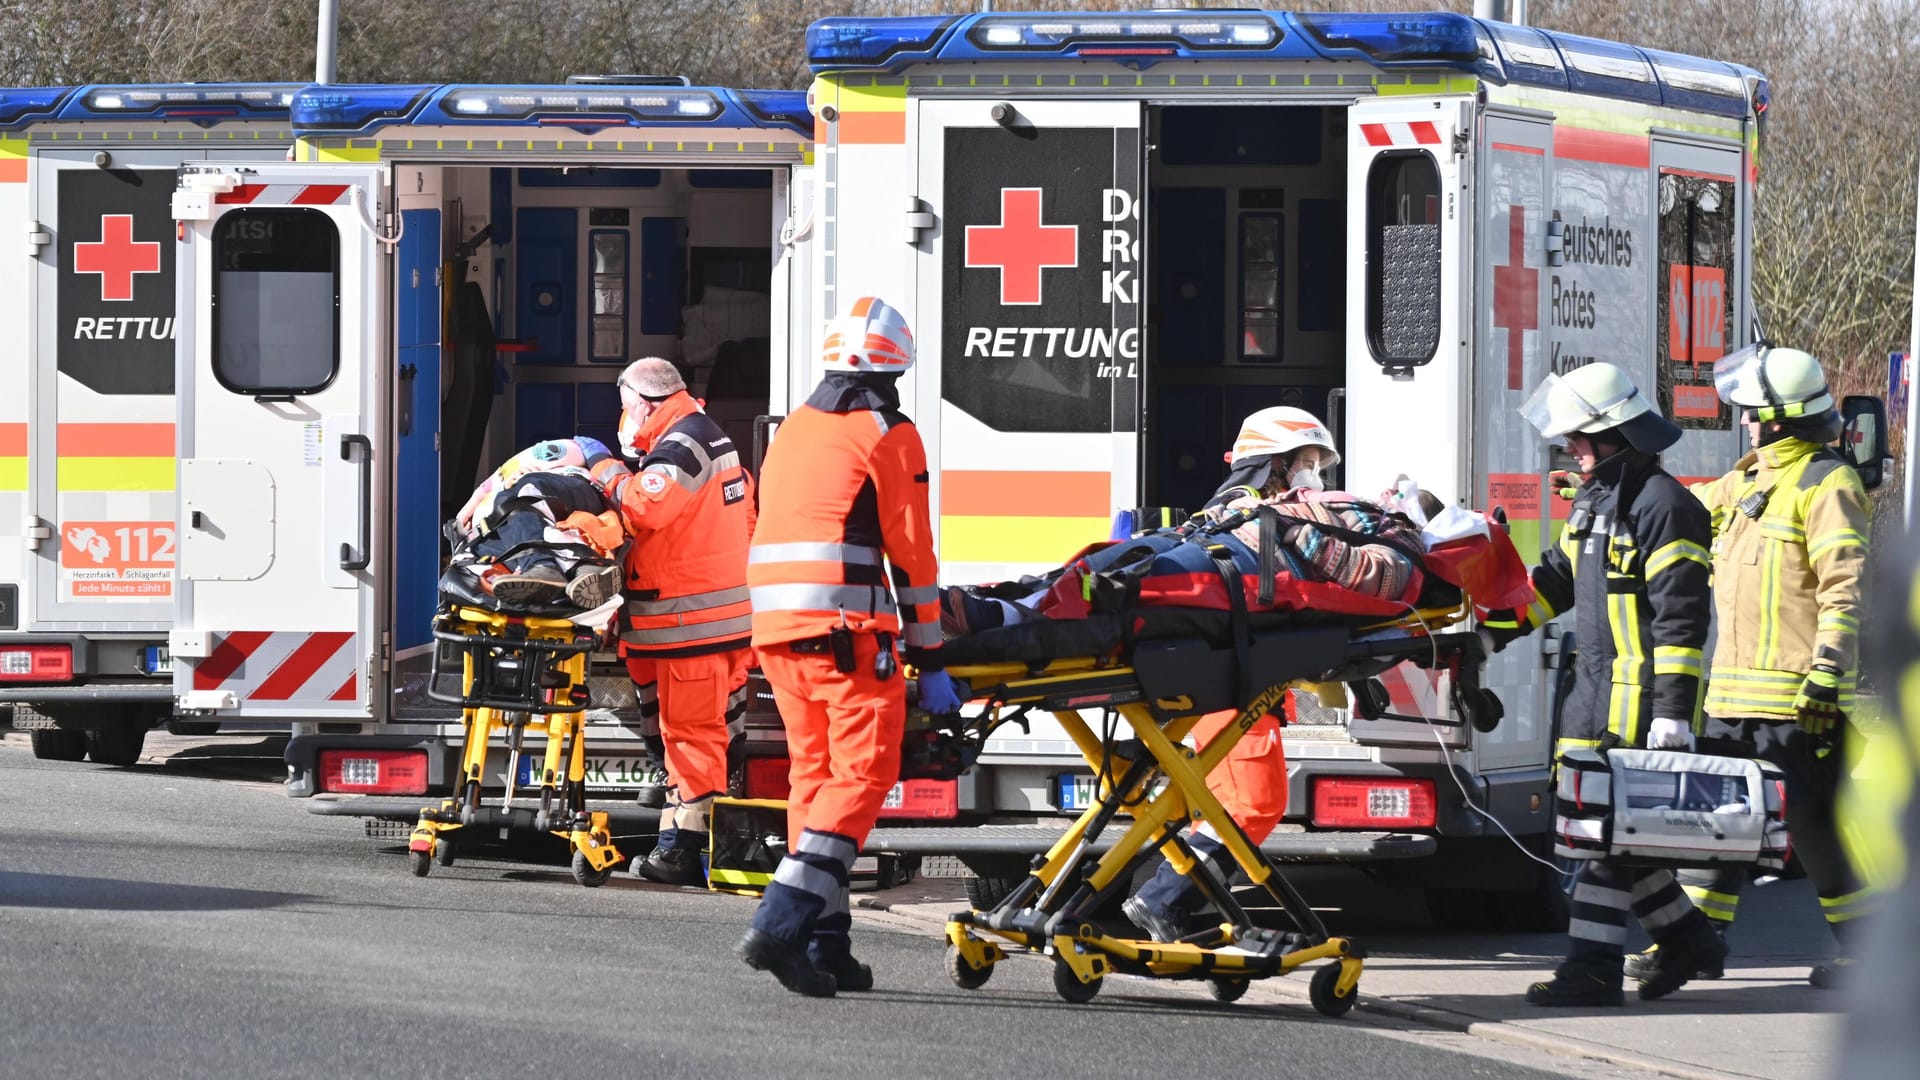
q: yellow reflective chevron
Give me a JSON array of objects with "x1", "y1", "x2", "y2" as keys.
[
  {"x1": 1646, "y1": 538, "x2": 1710, "y2": 578},
  {"x1": 1654, "y1": 644, "x2": 1703, "y2": 679}
]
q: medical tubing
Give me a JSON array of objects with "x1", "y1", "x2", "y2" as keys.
[
  {"x1": 349, "y1": 184, "x2": 405, "y2": 248},
  {"x1": 1401, "y1": 604, "x2": 1563, "y2": 875}
]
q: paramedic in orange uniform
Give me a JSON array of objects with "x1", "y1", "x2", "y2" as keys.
[
  {"x1": 602, "y1": 357, "x2": 757, "y2": 886},
  {"x1": 734, "y1": 298, "x2": 963, "y2": 997},
  {"x1": 1122, "y1": 407, "x2": 1335, "y2": 942}
]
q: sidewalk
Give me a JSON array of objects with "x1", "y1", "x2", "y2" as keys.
[{"x1": 860, "y1": 874, "x2": 1844, "y2": 1080}]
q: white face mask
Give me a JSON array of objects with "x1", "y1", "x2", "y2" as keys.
[{"x1": 1289, "y1": 465, "x2": 1324, "y2": 491}]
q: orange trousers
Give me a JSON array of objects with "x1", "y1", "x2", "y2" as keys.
[
  {"x1": 626, "y1": 648, "x2": 751, "y2": 808},
  {"x1": 1190, "y1": 703, "x2": 1290, "y2": 844},
  {"x1": 756, "y1": 632, "x2": 904, "y2": 848}
]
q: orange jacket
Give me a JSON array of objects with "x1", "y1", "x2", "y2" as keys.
[
  {"x1": 748, "y1": 378, "x2": 940, "y2": 653},
  {"x1": 615, "y1": 391, "x2": 756, "y2": 657}
]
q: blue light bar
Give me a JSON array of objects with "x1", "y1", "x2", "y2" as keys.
[
  {"x1": 1549, "y1": 31, "x2": 1660, "y2": 106},
  {"x1": 292, "y1": 84, "x2": 812, "y2": 137},
  {"x1": 808, "y1": 16, "x2": 959, "y2": 68},
  {"x1": 1639, "y1": 46, "x2": 1749, "y2": 115},
  {"x1": 965, "y1": 13, "x2": 1282, "y2": 54},
  {"x1": 1294, "y1": 12, "x2": 1495, "y2": 71},
  {"x1": 61, "y1": 83, "x2": 304, "y2": 124},
  {"x1": 0, "y1": 87, "x2": 72, "y2": 129},
  {"x1": 295, "y1": 84, "x2": 435, "y2": 132}
]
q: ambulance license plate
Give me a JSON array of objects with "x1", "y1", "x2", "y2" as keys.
[
  {"x1": 516, "y1": 754, "x2": 652, "y2": 791},
  {"x1": 143, "y1": 646, "x2": 172, "y2": 675},
  {"x1": 1055, "y1": 773, "x2": 1098, "y2": 811}
]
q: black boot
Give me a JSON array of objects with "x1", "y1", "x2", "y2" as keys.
[
  {"x1": 736, "y1": 928, "x2": 837, "y2": 997},
  {"x1": 1624, "y1": 925, "x2": 1727, "y2": 982},
  {"x1": 636, "y1": 846, "x2": 706, "y2": 887},
  {"x1": 1638, "y1": 928, "x2": 1731, "y2": 1000},
  {"x1": 1525, "y1": 964, "x2": 1624, "y2": 1007},
  {"x1": 812, "y1": 952, "x2": 874, "y2": 992}
]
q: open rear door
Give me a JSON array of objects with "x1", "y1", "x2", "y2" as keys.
[{"x1": 169, "y1": 163, "x2": 390, "y2": 721}]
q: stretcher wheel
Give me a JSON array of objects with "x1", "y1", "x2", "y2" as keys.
[
  {"x1": 407, "y1": 850, "x2": 432, "y2": 878},
  {"x1": 571, "y1": 849, "x2": 614, "y2": 888},
  {"x1": 945, "y1": 945, "x2": 994, "y2": 990},
  {"x1": 433, "y1": 840, "x2": 457, "y2": 868},
  {"x1": 1052, "y1": 957, "x2": 1101, "y2": 1004},
  {"x1": 1208, "y1": 977, "x2": 1249, "y2": 1003},
  {"x1": 1309, "y1": 962, "x2": 1357, "y2": 1018}
]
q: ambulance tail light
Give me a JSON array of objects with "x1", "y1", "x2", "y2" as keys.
[
  {"x1": 0, "y1": 645, "x2": 74, "y2": 683},
  {"x1": 806, "y1": 16, "x2": 958, "y2": 69},
  {"x1": 744, "y1": 757, "x2": 793, "y2": 801},
  {"x1": 318, "y1": 749, "x2": 429, "y2": 796},
  {"x1": 967, "y1": 14, "x2": 1280, "y2": 53},
  {"x1": 1295, "y1": 12, "x2": 1491, "y2": 66},
  {"x1": 1312, "y1": 777, "x2": 1436, "y2": 829}
]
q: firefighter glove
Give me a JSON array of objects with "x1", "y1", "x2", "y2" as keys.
[
  {"x1": 1648, "y1": 717, "x2": 1694, "y2": 751},
  {"x1": 1794, "y1": 666, "x2": 1843, "y2": 735},
  {"x1": 1549, "y1": 470, "x2": 1584, "y2": 501},
  {"x1": 915, "y1": 671, "x2": 965, "y2": 716}
]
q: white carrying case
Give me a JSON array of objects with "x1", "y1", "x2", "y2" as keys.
[{"x1": 1553, "y1": 748, "x2": 1789, "y2": 870}]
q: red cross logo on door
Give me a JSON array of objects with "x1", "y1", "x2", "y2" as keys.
[
  {"x1": 74, "y1": 214, "x2": 162, "y2": 302},
  {"x1": 1491, "y1": 207, "x2": 1539, "y2": 390},
  {"x1": 965, "y1": 187, "x2": 1077, "y2": 306}
]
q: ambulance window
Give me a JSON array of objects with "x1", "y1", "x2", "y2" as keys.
[
  {"x1": 1239, "y1": 213, "x2": 1283, "y2": 359},
  {"x1": 1364, "y1": 153, "x2": 1442, "y2": 368},
  {"x1": 590, "y1": 230, "x2": 628, "y2": 362},
  {"x1": 212, "y1": 209, "x2": 339, "y2": 395}
]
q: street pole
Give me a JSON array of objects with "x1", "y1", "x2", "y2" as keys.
[
  {"x1": 1473, "y1": 0, "x2": 1528, "y2": 24},
  {"x1": 315, "y1": 0, "x2": 339, "y2": 85}
]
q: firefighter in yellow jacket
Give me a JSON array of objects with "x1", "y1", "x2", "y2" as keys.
[{"x1": 1625, "y1": 344, "x2": 1872, "y2": 990}]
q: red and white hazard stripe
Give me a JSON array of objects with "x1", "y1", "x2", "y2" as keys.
[
  {"x1": 189, "y1": 631, "x2": 359, "y2": 703},
  {"x1": 215, "y1": 183, "x2": 352, "y2": 206},
  {"x1": 1359, "y1": 121, "x2": 1443, "y2": 148}
]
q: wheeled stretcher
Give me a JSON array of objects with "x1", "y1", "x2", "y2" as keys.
[
  {"x1": 933, "y1": 604, "x2": 1491, "y2": 1009},
  {"x1": 405, "y1": 604, "x2": 626, "y2": 885}
]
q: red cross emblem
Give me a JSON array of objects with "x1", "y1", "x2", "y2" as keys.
[
  {"x1": 1492, "y1": 207, "x2": 1539, "y2": 391},
  {"x1": 965, "y1": 188, "x2": 1077, "y2": 306},
  {"x1": 74, "y1": 214, "x2": 162, "y2": 303}
]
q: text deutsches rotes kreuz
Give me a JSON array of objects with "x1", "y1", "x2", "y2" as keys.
[{"x1": 962, "y1": 189, "x2": 1140, "y2": 380}]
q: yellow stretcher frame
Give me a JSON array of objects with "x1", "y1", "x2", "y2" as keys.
[
  {"x1": 405, "y1": 605, "x2": 624, "y2": 886},
  {"x1": 939, "y1": 605, "x2": 1470, "y2": 1010}
]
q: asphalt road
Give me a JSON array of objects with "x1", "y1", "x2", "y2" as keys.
[{"x1": 0, "y1": 735, "x2": 1705, "y2": 1079}]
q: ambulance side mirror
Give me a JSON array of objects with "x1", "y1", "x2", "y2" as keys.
[{"x1": 1839, "y1": 395, "x2": 1889, "y2": 491}]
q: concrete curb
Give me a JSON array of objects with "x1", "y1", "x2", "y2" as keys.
[{"x1": 855, "y1": 895, "x2": 1763, "y2": 1080}]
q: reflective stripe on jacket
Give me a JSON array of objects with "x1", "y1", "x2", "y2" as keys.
[
  {"x1": 1485, "y1": 454, "x2": 1712, "y2": 754},
  {"x1": 1692, "y1": 439, "x2": 1868, "y2": 718},
  {"x1": 617, "y1": 392, "x2": 755, "y2": 657},
  {"x1": 748, "y1": 383, "x2": 940, "y2": 651}
]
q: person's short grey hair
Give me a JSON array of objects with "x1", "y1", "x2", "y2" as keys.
[{"x1": 620, "y1": 356, "x2": 685, "y2": 399}]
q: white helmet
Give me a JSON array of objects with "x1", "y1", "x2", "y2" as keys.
[
  {"x1": 1228, "y1": 406, "x2": 1340, "y2": 468},
  {"x1": 819, "y1": 296, "x2": 914, "y2": 374},
  {"x1": 1712, "y1": 343, "x2": 1833, "y2": 422},
  {"x1": 1519, "y1": 362, "x2": 1681, "y2": 454}
]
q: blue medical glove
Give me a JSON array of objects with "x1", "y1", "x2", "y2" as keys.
[{"x1": 916, "y1": 671, "x2": 965, "y2": 715}]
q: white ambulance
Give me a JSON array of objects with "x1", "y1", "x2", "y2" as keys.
[
  {"x1": 165, "y1": 80, "x2": 819, "y2": 816},
  {"x1": 0, "y1": 84, "x2": 301, "y2": 765},
  {"x1": 804, "y1": 9, "x2": 1765, "y2": 920}
]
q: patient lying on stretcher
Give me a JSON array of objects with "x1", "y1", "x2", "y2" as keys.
[{"x1": 442, "y1": 437, "x2": 632, "y2": 615}]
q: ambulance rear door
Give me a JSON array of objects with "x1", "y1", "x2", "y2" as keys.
[
  {"x1": 913, "y1": 99, "x2": 1143, "y2": 586},
  {"x1": 1340, "y1": 95, "x2": 1477, "y2": 748},
  {"x1": 169, "y1": 163, "x2": 391, "y2": 721}
]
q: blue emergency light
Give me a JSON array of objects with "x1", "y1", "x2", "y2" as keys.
[
  {"x1": 804, "y1": 10, "x2": 1756, "y2": 119},
  {"x1": 0, "y1": 87, "x2": 72, "y2": 129},
  {"x1": 293, "y1": 84, "x2": 811, "y2": 136},
  {"x1": 62, "y1": 83, "x2": 304, "y2": 123}
]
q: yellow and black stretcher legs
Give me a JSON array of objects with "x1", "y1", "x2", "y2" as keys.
[
  {"x1": 940, "y1": 660, "x2": 1362, "y2": 1011},
  {"x1": 406, "y1": 606, "x2": 623, "y2": 885}
]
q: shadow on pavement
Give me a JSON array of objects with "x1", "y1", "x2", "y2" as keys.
[
  {"x1": 1408, "y1": 979, "x2": 1846, "y2": 1021},
  {"x1": 0, "y1": 870, "x2": 312, "y2": 913}
]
